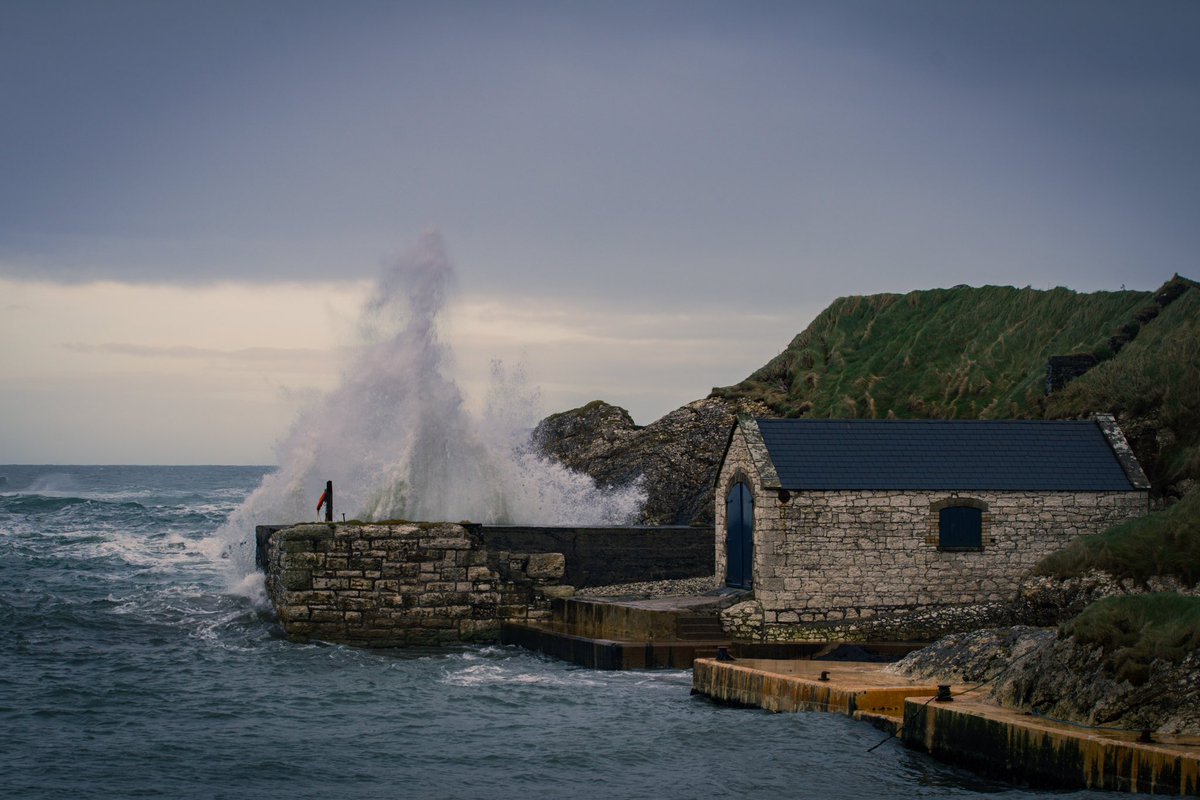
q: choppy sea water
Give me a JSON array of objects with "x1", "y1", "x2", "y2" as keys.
[{"x1": 0, "y1": 465, "x2": 1136, "y2": 800}]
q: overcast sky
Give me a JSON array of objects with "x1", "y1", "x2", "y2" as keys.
[{"x1": 2, "y1": 0, "x2": 1197, "y2": 464}]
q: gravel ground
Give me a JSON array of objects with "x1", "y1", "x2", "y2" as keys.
[{"x1": 577, "y1": 575, "x2": 720, "y2": 598}]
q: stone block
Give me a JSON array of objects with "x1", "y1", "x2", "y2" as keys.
[
  {"x1": 278, "y1": 606, "x2": 310, "y2": 623},
  {"x1": 467, "y1": 566, "x2": 496, "y2": 581},
  {"x1": 281, "y1": 569, "x2": 312, "y2": 591},
  {"x1": 458, "y1": 619, "x2": 499, "y2": 639},
  {"x1": 422, "y1": 536, "x2": 472, "y2": 551},
  {"x1": 525, "y1": 552, "x2": 566, "y2": 580}
]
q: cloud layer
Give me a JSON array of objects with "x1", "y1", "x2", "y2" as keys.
[{"x1": 2, "y1": 2, "x2": 1196, "y2": 462}]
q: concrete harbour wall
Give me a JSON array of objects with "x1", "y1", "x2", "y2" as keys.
[{"x1": 904, "y1": 697, "x2": 1200, "y2": 794}]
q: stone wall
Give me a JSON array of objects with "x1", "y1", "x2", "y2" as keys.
[
  {"x1": 474, "y1": 525, "x2": 713, "y2": 587},
  {"x1": 263, "y1": 522, "x2": 571, "y2": 647},
  {"x1": 715, "y1": 426, "x2": 1149, "y2": 642}
]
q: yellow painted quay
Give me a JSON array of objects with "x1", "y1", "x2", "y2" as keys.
[{"x1": 693, "y1": 657, "x2": 1200, "y2": 795}]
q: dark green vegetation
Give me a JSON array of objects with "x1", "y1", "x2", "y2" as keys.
[
  {"x1": 1034, "y1": 490, "x2": 1197, "y2": 687},
  {"x1": 713, "y1": 275, "x2": 1199, "y2": 499},
  {"x1": 1060, "y1": 593, "x2": 1200, "y2": 685},
  {"x1": 1046, "y1": 284, "x2": 1200, "y2": 496},
  {"x1": 1035, "y1": 489, "x2": 1200, "y2": 586},
  {"x1": 712, "y1": 284, "x2": 1153, "y2": 419}
]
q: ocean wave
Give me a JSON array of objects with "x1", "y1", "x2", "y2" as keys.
[{"x1": 0, "y1": 493, "x2": 147, "y2": 515}]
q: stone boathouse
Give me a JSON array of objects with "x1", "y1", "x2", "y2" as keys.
[{"x1": 715, "y1": 415, "x2": 1150, "y2": 643}]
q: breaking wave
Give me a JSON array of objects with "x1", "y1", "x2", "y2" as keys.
[{"x1": 216, "y1": 233, "x2": 644, "y2": 577}]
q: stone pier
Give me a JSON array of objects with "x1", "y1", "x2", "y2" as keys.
[
  {"x1": 262, "y1": 522, "x2": 573, "y2": 646},
  {"x1": 259, "y1": 521, "x2": 717, "y2": 648}
]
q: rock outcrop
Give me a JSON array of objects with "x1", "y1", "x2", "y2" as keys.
[
  {"x1": 532, "y1": 396, "x2": 769, "y2": 525},
  {"x1": 1018, "y1": 570, "x2": 1200, "y2": 626},
  {"x1": 891, "y1": 626, "x2": 1200, "y2": 735}
]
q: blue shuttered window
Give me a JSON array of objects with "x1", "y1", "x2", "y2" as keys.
[{"x1": 939, "y1": 506, "x2": 983, "y2": 551}]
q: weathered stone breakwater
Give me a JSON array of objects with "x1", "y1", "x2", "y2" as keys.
[
  {"x1": 260, "y1": 522, "x2": 716, "y2": 646},
  {"x1": 263, "y1": 522, "x2": 568, "y2": 645}
]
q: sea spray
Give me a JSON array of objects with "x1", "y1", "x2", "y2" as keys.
[{"x1": 216, "y1": 233, "x2": 644, "y2": 577}]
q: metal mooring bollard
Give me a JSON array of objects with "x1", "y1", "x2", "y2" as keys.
[
  {"x1": 935, "y1": 685, "x2": 953, "y2": 702},
  {"x1": 819, "y1": 670, "x2": 830, "y2": 682},
  {"x1": 716, "y1": 647, "x2": 735, "y2": 662}
]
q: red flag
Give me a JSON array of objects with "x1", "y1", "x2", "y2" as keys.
[{"x1": 316, "y1": 489, "x2": 328, "y2": 513}]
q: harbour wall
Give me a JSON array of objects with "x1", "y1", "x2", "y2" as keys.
[
  {"x1": 259, "y1": 522, "x2": 714, "y2": 646},
  {"x1": 692, "y1": 657, "x2": 1200, "y2": 795},
  {"x1": 472, "y1": 524, "x2": 713, "y2": 587},
  {"x1": 904, "y1": 697, "x2": 1200, "y2": 795}
]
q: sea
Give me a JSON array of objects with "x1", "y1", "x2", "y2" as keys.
[{"x1": 0, "y1": 464, "x2": 1138, "y2": 800}]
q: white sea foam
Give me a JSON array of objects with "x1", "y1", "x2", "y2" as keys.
[
  {"x1": 228, "y1": 572, "x2": 269, "y2": 608},
  {"x1": 440, "y1": 663, "x2": 604, "y2": 689},
  {"x1": 214, "y1": 233, "x2": 645, "y2": 579}
]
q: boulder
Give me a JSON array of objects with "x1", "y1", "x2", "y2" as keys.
[{"x1": 533, "y1": 396, "x2": 770, "y2": 525}]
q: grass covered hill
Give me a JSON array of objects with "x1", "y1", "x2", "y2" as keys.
[
  {"x1": 1045, "y1": 282, "x2": 1200, "y2": 499},
  {"x1": 712, "y1": 275, "x2": 1198, "y2": 498},
  {"x1": 536, "y1": 275, "x2": 1196, "y2": 523}
]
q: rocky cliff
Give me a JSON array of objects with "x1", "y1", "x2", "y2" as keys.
[{"x1": 532, "y1": 397, "x2": 768, "y2": 525}]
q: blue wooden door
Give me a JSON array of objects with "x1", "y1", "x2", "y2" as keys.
[{"x1": 725, "y1": 481, "x2": 754, "y2": 589}]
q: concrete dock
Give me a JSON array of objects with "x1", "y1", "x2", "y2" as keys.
[
  {"x1": 693, "y1": 657, "x2": 938, "y2": 721},
  {"x1": 693, "y1": 657, "x2": 1200, "y2": 795},
  {"x1": 501, "y1": 594, "x2": 732, "y2": 669}
]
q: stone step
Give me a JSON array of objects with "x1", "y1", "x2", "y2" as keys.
[
  {"x1": 502, "y1": 621, "x2": 730, "y2": 670},
  {"x1": 676, "y1": 615, "x2": 726, "y2": 640}
]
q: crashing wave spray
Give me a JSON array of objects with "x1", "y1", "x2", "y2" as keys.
[{"x1": 217, "y1": 233, "x2": 645, "y2": 578}]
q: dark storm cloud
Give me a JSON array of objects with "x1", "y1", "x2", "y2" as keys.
[{"x1": 1, "y1": 1, "x2": 1197, "y2": 297}]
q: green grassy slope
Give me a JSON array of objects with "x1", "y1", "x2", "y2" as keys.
[
  {"x1": 1060, "y1": 593, "x2": 1200, "y2": 685},
  {"x1": 712, "y1": 276, "x2": 1198, "y2": 496},
  {"x1": 1035, "y1": 488, "x2": 1200, "y2": 586},
  {"x1": 1045, "y1": 286, "x2": 1200, "y2": 493},
  {"x1": 713, "y1": 285, "x2": 1153, "y2": 420}
]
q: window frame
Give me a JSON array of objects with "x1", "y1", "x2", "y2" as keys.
[{"x1": 927, "y1": 497, "x2": 989, "y2": 553}]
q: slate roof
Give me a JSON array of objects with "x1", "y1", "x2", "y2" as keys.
[{"x1": 753, "y1": 418, "x2": 1139, "y2": 491}]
